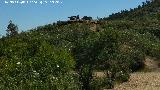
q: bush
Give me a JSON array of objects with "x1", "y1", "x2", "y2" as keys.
[
  {"x1": 0, "y1": 41, "x2": 77, "y2": 89},
  {"x1": 114, "y1": 71, "x2": 130, "y2": 83},
  {"x1": 127, "y1": 49, "x2": 145, "y2": 71},
  {"x1": 90, "y1": 77, "x2": 114, "y2": 90}
]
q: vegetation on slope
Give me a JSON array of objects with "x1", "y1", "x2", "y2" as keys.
[{"x1": 0, "y1": 0, "x2": 160, "y2": 90}]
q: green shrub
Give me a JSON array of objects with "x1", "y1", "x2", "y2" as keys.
[
  {"x1": 0, "y1": 41, "x2": 77, "y2": 89},
  {"x1": 90, "y1": 77, "x2": 114, "y2": 90},
  {"x1": 114, "y1": 71, "x2": 130, "y2": 83}
]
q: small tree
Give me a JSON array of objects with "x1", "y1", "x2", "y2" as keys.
[{"x1": 6, "y1": 20, "x2": 18, "y2": 36}]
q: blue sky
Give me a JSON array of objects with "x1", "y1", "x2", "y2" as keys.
[{"x1": 0, "y1": 0, "x2": 146, "y2": 36}]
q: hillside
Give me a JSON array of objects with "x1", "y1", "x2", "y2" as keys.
[
  {"x1": 0, "y1": 0, "x2": 160, "y2": 90},
  {"x1": 104, "y1": 0, "x2": 160, "y2": 20}
]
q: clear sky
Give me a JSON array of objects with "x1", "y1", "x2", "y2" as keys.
[{"x1": 0, "y1": 0, "x2": 146, "y2": 36}]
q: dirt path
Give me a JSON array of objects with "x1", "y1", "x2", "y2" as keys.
[
  {"x1": 114, "y1": 56, "x2": 160, "y2": 90},
  {"x1": 114, "y1": 72, "x2": 160, "y2": 90}
]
